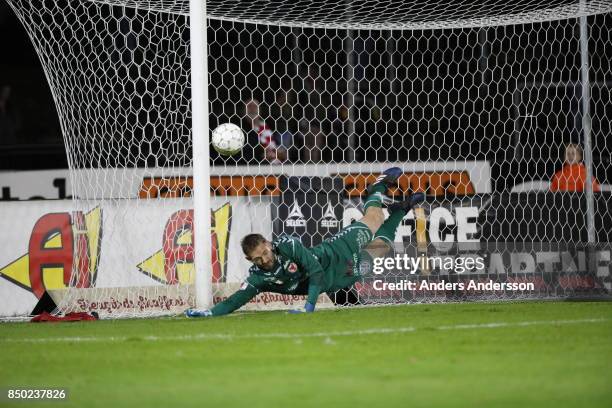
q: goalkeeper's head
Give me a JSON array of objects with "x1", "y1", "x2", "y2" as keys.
[{"x1": 241, "y1": 233, "x2": 275, "y2": 270}]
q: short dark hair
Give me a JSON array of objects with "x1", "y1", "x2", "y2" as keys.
[{"x1": 241, "y1": 233, "x2": 267, "y2": 256}]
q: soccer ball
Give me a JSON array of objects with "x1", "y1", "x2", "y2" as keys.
[{"x1": 211, "y1": 123, "x2": 245, "y2": 156}]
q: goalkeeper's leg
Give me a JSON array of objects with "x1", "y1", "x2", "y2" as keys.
[
  {"x1": 318, "y1": 168, "x2": 415, "y2": 260},
  {"x1": 365, "y1": 192, "x2": 426, "y2": 259},
  {"x1": 358, "y1": 167, "x2": 403, "y2": 234},
  {"x1": 328, "y1": 192, "x2": 426, "y2": 305}
]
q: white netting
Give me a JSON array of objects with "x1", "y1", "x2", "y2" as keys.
[
  {"x1": 91, "y1": 0, "x2": 612, "y2": 30},
  {"x1": 4, "y1": 0, "x2": 611, "y2": 317}
]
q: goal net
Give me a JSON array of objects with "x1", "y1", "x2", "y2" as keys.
[{"x1": 4, "y1": 0, "x2": 611, "y2": 317}]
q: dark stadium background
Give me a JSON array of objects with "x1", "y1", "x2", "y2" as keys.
[{"x1": 0, "y1": 1, "x2": 610, "y2": 194}]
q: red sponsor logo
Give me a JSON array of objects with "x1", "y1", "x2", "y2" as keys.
[{"x1": 0, "y1": 208, "x2": 101, "y2": 299}]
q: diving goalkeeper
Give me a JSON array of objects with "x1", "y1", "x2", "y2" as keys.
[{"x1": 185, "y1": 167, "x2": 424, "y2": 316}]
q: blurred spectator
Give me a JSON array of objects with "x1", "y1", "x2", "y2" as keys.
[
  {"x1": 243, "y1": 98, "x2": 262, "y2": 132},
  {"x1": 242, "y1": 95, "x2": 310, "y2": 164},
  {"x1": 300, "y1": 119, "x2": 324, "y2": 163},
  {"x1": 550, "y1": 143, "x2": 600, "y2": 192},
  {"x1": 231, "y1": 98, "x2": 263, "y2": 164},
  {"x1": 0, "y1": 85, "x2": 20, "y2": 144},
  {"x1": 269, "y1": 90, "x2": 304, "y2": 163},
  {"x1": 243, "y1": 98, "x2": 283, "y2": 164}
]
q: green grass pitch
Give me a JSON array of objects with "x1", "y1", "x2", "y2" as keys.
[{"x1": 1, "y1": 301, "x2": 611, "y2": 407}]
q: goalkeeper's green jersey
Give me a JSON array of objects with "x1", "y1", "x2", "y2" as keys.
[{"x1": 209, "y1": 226, "x2": 371, "y2": 316}]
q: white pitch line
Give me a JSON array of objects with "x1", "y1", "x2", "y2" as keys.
[
  {"x1": 1, "y1": 318, "x2": 609, "y2": 344},
  {"x1": 436, "y1": 317, "x2": 610, "y2": 330},
  {"x1": 0, "y1": 327, "x2": 417, "y2": 344}
]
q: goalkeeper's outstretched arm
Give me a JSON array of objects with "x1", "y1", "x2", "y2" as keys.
[
  {"x1": 209, "y1": 281, "x2": 260, "y2": 316},
  {"x1": 186, "y1": 277, "x2": 262, "y2": 317}
]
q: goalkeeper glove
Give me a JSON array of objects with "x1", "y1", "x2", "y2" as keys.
[
  {"x1": 185, "y1": 308, "x2": 213, "y2": 318},
  {"x1": 288, "y1": 302, "x2": 315, "y2": 314}
]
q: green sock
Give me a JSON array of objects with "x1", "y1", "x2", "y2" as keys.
[
  {"x1": 373, "y1": 210, "x2": 405, "y2": 244},
  {"x1": 363, "y1": 183, "x2": 387, "y2": 211}
]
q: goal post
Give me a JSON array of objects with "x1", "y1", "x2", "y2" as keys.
[
  {"x1": 189, "y1": 0, "x2": 213, "y2": 309},
  {"x1": 2, "y1": 0, "x2": 611, "y2": 318}
]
